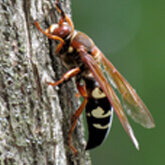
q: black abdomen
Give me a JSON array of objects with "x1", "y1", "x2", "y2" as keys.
[{"x1": 84, "y1": 77, "x2": 113, "y2": 150}]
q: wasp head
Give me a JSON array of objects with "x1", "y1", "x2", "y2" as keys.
[{"x1": 45, "y1": 22, "x2": 72, "y2": 39}]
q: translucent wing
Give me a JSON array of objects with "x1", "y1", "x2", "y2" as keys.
[
  {"x1": 100, "y1": 51, "x2": 155, "y2": 128},
  {"x1": 79, "y1": 50, "x2": 139, "y2": 149}
]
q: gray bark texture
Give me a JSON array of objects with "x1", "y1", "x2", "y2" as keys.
[{"x1": 0, "y1": 0, "x2": 91, "y2": 164}]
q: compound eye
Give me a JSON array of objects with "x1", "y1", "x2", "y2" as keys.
[
  {"x1": 49, "y1": 24, "x2": 59, "y2": 34},
  {"x1": 54, "y1": 23, "x2": 71, "y2": 38},
  {"x1": 46, "y1": 22, "x2": 71, "y2": 38}
]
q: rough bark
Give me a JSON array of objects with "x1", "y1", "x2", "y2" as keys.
[{"x1": 0, "y1": 0, "x2": 91, "y2": 164}]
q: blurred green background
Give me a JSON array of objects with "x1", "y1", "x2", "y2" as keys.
[{"x1": 72, "y1": 0, "x2": 164, "y2": 165}]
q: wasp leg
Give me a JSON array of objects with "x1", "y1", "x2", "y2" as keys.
[
  {"x1": 47, "y1": 67, "x2": 80, "y2": 87},
  {"x1": 34, "y1": 21, "x2": 64, "y2": 53},
  {"x1": 68, "y1": 82, "x2": 88, "y2": 155}
]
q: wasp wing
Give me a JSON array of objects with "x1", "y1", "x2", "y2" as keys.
[
  {"x1": 99, "y1": 51, "x2": 155, "y2": 128},
  {"x1": 80, "y1": 50, "x2": 139, "y2": 149}
]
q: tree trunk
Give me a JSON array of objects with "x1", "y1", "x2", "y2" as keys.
[{"x1": 0, "y1": 0, "x2": 91, "y2": 164}]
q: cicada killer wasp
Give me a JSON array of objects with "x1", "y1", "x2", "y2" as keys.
[{"x1": 35, "y1": 0, "x2": 155, "y2": 154}]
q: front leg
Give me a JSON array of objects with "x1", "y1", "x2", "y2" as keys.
[
  {"x1": 47, "y1": 67, "x2": 80, "y2": 87},
  {"x1": 34, "y1": 22, "x2": 64, "y2": 53}
]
